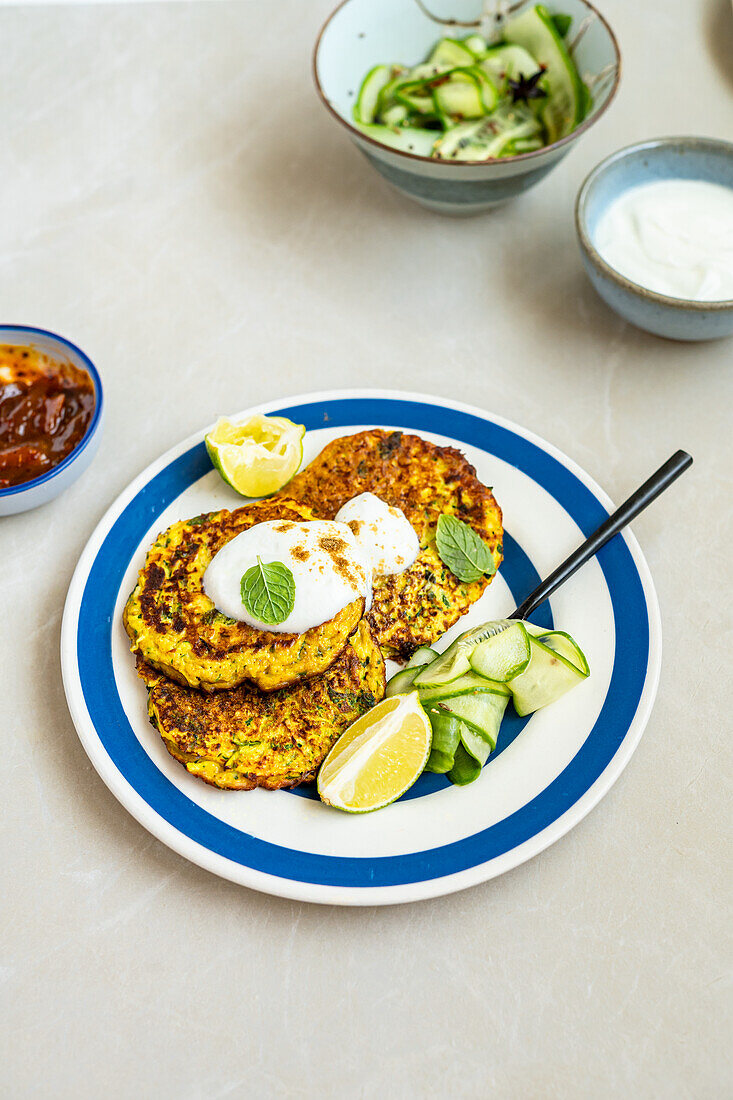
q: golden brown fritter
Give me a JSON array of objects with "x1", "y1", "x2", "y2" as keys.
[
  {"x1": 279, "y1": 429, "x2": 503, "y2": 661},
  {"x1": 123, "y1": 498, "x2": 365, "y2": 693},
  {"x1": 138, "y1": 619, "x2": 385, "y2": 790}
]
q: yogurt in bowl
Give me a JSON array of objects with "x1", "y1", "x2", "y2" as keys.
[
  {"x1": 575, "y1": 136, "x2": 733, "y2": 340},
  {"x1": 594, "y1": 179, "x2": 733, "y2": 303}
]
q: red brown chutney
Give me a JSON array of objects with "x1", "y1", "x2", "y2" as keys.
[{"x1": 0, "y1": 344, "x2": 95, "y2": 489}]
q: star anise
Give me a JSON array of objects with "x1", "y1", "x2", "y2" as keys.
[{"x1": 507, "y1": 69, "x2": 547, "y2": 104}]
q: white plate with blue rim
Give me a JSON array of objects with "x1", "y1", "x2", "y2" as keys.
[{"x1": 61, "y1": 390, "x2": 661, "y2": 906}]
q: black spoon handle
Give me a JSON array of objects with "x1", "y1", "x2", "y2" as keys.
[{"x1": 510, "y1": 449, "x2": 693, "y2": 622}]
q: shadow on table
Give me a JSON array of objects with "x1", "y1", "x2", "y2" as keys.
[
  {"x1": 704, "y1": 0, "x2": 733, "y2": 92},
  {"x1": 233, "y1": 82, "x2": 428, "y2": 231},
  {"x1": 498, "y1": 220, "x2": 723, "y2": 374},
  {"x1": 233, "y1": 88, "x2": 700, "y2": 357}
]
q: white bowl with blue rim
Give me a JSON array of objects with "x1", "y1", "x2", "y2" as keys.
[
  {"x1": 313, "y1": 0, "x2": 621, "y2": 215},
  {"x1": 0, "y1": 326, "x2": 103, "y2": 516},
  {"x1": 575, "y1": 137, "x2": 733, "y2": 341},
  {"x1": 61, "y1": 389, "x2": 661, "y2": 905}
]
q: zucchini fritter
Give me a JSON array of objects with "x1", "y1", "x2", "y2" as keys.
[
  {"x1": 280, "y1": 430, "x2": 503, "y2": 661},
  {"x1": 139, "y1": 619, "x2": 385, "y2": 790},
  {"x1": 123, "y1": 498, "x2": 365, "y2": 693}
]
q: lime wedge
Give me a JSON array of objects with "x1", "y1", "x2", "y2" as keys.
[
  {"x1": 205, "y1": 414, "x2": 305, "y2": 497},
  {"x1": 317, "y1": 694, "x2": 432, "y2": 813}
]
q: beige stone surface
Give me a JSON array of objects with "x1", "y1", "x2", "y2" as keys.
[{"x1": 1, "y1": 2, "x2": 731, "y2": 1097}]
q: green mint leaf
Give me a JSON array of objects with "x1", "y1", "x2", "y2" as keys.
[
  {"x1": 435, "y1": 514, "x2": 498, "y2": 584},
  {"x1": 240, "y1": 557, "x2": 295, "y2": 626}
]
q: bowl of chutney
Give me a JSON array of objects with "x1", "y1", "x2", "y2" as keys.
[{"x1": 0, "y1": 326, "x2": 103, "y2": 515}]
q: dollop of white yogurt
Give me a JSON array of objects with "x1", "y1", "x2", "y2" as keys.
[
  {"x1": 203, "y1": 519, "x2": 372, "y2": 634},
  {"x1": 335, "y1": 493, "x2": 420, "y2": 575},
  {"x1": 202, "y1": 495, "x2": 420, "y2": 633},
  {"x1": 594, "y1": 179, "x2": 733, "y2": 302}
]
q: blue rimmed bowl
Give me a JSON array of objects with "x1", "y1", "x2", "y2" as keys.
[
  {"x1": 313, "y1": 0, "x2": 621, "y2": 215},
  {"x1": 576, "y1": 137, "x2": 733, "y2": 341},
  {"x1": 0, "y1": 326, "x2": 103, "y2": 516}
]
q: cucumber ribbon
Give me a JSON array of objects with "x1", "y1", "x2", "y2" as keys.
[{"x1": 385, "y1": 620, "x2": 589, "y2": 785}]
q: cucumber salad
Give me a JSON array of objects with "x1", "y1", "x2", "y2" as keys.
[
  {"x1": 386, "y1": 619, "x2": 589, "y2": 786},
  {"x1": 353, "y1": 4, "x2": 591, "y2": 161}
]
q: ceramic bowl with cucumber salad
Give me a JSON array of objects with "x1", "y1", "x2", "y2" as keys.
[
  {"x1": 314, "y1": 0, "x2": 620, "y2": 214},
  {"x1": 63, "y1": 390, "x2": 663, "y2": 902}
]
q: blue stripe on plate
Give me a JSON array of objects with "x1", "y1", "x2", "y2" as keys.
[{"x1": 77, "y1": 398, "x2": 649, "y2": 888}]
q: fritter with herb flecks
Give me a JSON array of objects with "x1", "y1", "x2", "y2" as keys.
[
  {"x1": 123, "y1": 498, "x2": 365, "y2": 693},
  {"x1": 278, "y1": 429, "x2": 503, "y2": 661},
  {"x1": 138, "y1": 619, "x2": 385, "y2": 790}
]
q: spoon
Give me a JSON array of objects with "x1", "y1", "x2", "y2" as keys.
[{"x1": 510, "y1": 449, "x2": 693, "y2": 621}]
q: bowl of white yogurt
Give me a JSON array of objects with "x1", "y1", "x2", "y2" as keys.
[{"x1": 575, "y1": 136, "x2": 733, "y2": 340}]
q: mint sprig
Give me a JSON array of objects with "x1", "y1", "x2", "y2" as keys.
[
  {"x1": 435, "y1": 514, "x2": 498, "y2": 584},
  {"x1": 240, "y1": 557, "x2": 295, "y2": 626}
]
